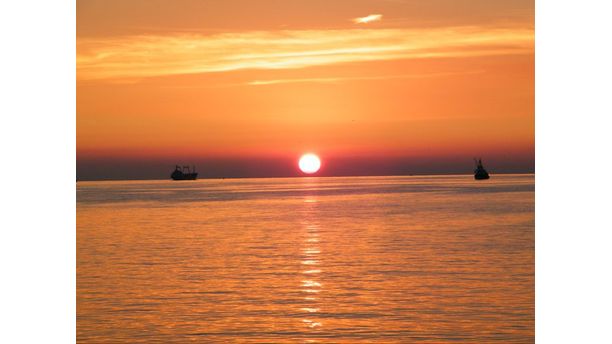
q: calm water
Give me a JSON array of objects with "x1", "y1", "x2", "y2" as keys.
[{"x1": 77, "y1": 175, "x2": 534, "y2": 343}]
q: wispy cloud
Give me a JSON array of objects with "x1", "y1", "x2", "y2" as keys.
[
  {"x1": 247, "y1": 70, "x2": 485, "y2": 86},
  {"x1": 353, "y1": 14, "x2": 383, "y2": 24},
  {"x1": 77, "y1": 26, "x2": 533, "y2": 80}
]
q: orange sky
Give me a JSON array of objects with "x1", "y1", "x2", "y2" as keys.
[{"x1": 77, "y1": 0, "x2": 534, "y2": 179}]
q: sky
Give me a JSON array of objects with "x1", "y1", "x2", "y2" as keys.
[{"x1": 77, "y1": 0, "x2": 534, "y2": 180}]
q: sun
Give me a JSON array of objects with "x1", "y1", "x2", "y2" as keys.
[{"x1": 298, "y1": 153, "x2": 321, "y2": 174}]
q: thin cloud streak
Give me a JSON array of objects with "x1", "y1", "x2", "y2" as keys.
[
  {"x1": 77, "y1": 26, "x2": 533, "y2": 80},
  {"x1": 247, "y1": 70, "x2": 486, "y2": 86},
  {"x1": 353, "y1": 14, "x2": 383, "y2": 24}
]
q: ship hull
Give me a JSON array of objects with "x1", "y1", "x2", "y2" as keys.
[
  {"x1": 474, "y1": 172, "x2": 490, "y2": 180},
  {"x1": 170, "y1": 170, "x2": 198, "y2": 180},
  {"x1": 171, "y1": 173, "x2": 198, "y2": 180}
]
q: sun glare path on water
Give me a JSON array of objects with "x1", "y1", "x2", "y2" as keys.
[{"x1": 299, "y1": 154, "x2": 321, "y2": 174}]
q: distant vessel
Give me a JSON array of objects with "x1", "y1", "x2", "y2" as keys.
[
  {"x1": 474, "y1": 158, "x2": 490, "y2": 180},
  {"x1": 171, "y1": 165, "x2": 198, "y2": 180}
]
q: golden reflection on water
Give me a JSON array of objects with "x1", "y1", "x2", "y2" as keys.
[
  {"x1": 301, "y1": 196, "x2": 323, "y2": 337},
  {"x1": 77, "y1": 175, "x2": 534, "y2": 343}
]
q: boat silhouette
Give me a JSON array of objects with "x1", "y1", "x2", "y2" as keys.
[
  {"x1": 171, "y1": 165, "x2": 198, "y2": 180},
  {"x1": 474, "y1": 158, "x2": 490, "y2": 180}
]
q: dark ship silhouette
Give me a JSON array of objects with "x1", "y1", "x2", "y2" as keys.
[
  {"x1": 171, "y1": 165, "x2": 198, "y2": 180},
  {"x1": 474, "y1": 158, "x2": 490, "y2": 180}
]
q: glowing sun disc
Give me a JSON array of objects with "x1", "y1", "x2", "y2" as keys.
[{"x1": 299, "y1": 154, "x2": 321, "y2": 174}]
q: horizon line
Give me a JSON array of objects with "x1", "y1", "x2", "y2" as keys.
[{"x1": 76, "y1": 172, "x2": 535, "y2": 183}]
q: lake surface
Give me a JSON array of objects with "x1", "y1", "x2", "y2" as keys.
[{"x1": 77, "y1": 175, "x2": 534, "y2": 343}]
